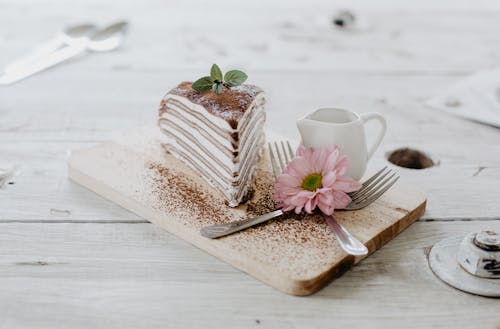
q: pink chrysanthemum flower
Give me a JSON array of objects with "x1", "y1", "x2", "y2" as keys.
[{"x1": 274, "y1": 144, "x2": 362, "y2": 215}]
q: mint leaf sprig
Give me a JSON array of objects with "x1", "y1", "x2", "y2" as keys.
[{"x1": 192, "y1": 64, "x2": 248, "y2": 95}]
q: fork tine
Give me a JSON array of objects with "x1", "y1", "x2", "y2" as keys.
[
  {"x1": 274, "y1": 141, "x2": 286, "y2": 174},
  {"x1": 350, "y1": 176, "x2": 399, "y2": 209},
  {"x1": 280, "y1": 141, "x2": 290, "y2": 165},
  {"x1": 360, "y1": 166, "x2": 388, "y2": 188},
  {"x1": 352, "y1": 172, "x2": 397, "y2": 203},
  {"x1": 271, "y1": 142, "x2": 281, "y2": 173},
  {"x1": 286, "y1": 141, "x2": 295, "y2": 160},
  {"x1": 269, "y1": 140, "x2": 295, "y2": 178},
  {"x1": 268, "y1": 142, "x2": 281, "y2": 178},
  {"x1": 351, "y1": 167, "x2": 390, "y2": 196},
  {"x1": 350, "y1": 168, "x2": 391, "y2": 198}
]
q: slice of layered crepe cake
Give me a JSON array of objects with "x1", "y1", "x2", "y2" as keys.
[{"x1": 158, "y1": 81, "x2": 266, "y2": 207}]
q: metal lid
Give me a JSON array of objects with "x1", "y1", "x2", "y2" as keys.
[
  {"x1": 428, "y1": 234, "x2": 500, "y2": 297},
  {"x1": 474, "y1": 230, "x2": 500, "y2": 251}
]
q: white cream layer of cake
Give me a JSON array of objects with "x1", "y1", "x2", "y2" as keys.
[
  {"x1": 159, "y1": 92, "x2": 266, "y2": 207},
  {"x1": 160, "y1": 103, "x2": 265, "y2": 172}
]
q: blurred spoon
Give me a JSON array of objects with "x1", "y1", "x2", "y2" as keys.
[
  {"x1": 87, "y1": 21, "x2": 128, "y2": 52},
  {"x1": 5, "y1": 23, "x2": 97, "y2": 72},
  {"x1": 0, "y1": 21, "x2": 128, "y2": 85}
]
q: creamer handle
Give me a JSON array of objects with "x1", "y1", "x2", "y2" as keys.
[{"x1": 360, "y1": 112, "x2": 386, "y2": 160}]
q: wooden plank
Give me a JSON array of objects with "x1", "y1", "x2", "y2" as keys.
[
  {"x1": 0, "y1": 0, "x2": 498, "y2": 325},
  {"x1": 1, "y1": 0, "x2": 500, "y2": 73},
  {"x1": 0, "y1": 141, "x2": 143, "y2": 222},
  {"x1": 0, "y1": 72, "x2": 464, "y2": 141},
  {"x1": 1, "y1": 10, "x2": 500, "y2": 221},
  {"x1": 3, "y1": 70, "x2": 500, "y2": 220},
  {"x1": 67, "y1": 130, "x2": 426, "y2": 295},
  {"x1": 3, "y1": 72, "x2": 500, "y2": 147},
  {"x1": 0, "y1": 220, "x2": 498, "y2": 328}
]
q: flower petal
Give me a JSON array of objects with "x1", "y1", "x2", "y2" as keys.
[
  {"x1": 274, "y1": 143, "x2": 360, "y2": 216},
  {"x1": 316, "y1": 190, "x2": 334, "y2": 215},
  {"x1": 304, "y1": 198, "x2": 314, "y2": 213},
  {"x1": 322, "y1": 171, "x2": 337, "y2": 188},
  {"x1": 277, "y1": 173, "x2": 301, "y2": 188},
  {"x1": 318, "y1": 200, "x2": 334, "y2": 215},
  {"x1": 311, "y1": 148, "x2": 327, "y2": 173},
  {"x1": 289, "y1": 190, "x2": 314, "y2": 206},
  {"x1": 282, "y1": 204, "x2": 295, "y2": 212},
  {"x1": 318, "y1": 189, "x2": 334, "y2": 204},
  {"x1": 294, "y1": 205, "x2": 303, "y2": 214},
  {"x1": 296, "y1": 144, "x2": 313, "y2": 158},
  {"x1": 334, "y1": 155, "x2": 349, "y2": 176},
  {"x1": 332, "y1": 176, "x2": 362, "y2": 193},
  {"x1": 324, "y1": 148, "x2": 340, "y2": 173},
  {"x1": 296, "y1": 144, "x2": 307, "y2": 156},
  {"x1": 285, "y1": 156, "x2": 312, "y2": 178},
  {"x1": 327, "y1": 144, "x2": 339, "y2": 154},
  {"x1": 332, "y1": 190, "x2": 352, "y2": 209}
]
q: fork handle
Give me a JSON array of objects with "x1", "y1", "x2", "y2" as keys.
[
  {"x1": 324, "y1": 215, "x2": 368, "y2": 256},
  {"x1": 200, "y1": 209, "x2": 284, "y2": 239}
]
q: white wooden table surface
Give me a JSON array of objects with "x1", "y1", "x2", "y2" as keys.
[{"x1": 1, "y1": 0, "x2": 500, "y2": 328}]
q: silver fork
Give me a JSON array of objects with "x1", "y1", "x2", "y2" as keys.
[
  {"x1": 200, "y1": 141, "x2": 399, "y2": 247},
  {"x1": 269, "y1": 141, "x2": 369, "y2": 256}
]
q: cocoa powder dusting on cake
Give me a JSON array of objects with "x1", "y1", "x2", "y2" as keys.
[{"x1": 166, "y1": 81, "x2": 263, "y2": 129}]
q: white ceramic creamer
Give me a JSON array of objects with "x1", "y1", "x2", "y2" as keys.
[{"x1": 297, "y1": 108, "x2": 386, "y2": 180}]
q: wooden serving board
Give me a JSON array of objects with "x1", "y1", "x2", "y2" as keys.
[{"x1": 68, "y1": 129, "x2": 426, "y2": 296}]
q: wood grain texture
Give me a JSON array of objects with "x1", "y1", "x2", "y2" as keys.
[
  {"x1": 67, "y1": 129, "x2": 426, "y2": 295},
  {"x1": 1, "y1": 0, "x2": 500, "y2": 326},
  {"x1": 0, "y1": 220, "x2": 499, "y2": 329},
  {"x1": 2, "y1": 0, "x2": 500, "y2": 73},
  {"x1": 2, "y1": 73, "x2": 500, "y2": 221}
]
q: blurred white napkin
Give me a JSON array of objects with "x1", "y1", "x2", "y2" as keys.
[{"x1": 426, "y1": 68, "x2": 500, "y2": 128}]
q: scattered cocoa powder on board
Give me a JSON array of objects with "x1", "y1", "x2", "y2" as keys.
[
  {"x1": 147, "y1": 162, "x2": 233, "y2": 225},
  {"x1": 147, "y1": 161, "x2": 311, "y2": 232}
]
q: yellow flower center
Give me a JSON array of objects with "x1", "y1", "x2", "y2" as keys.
[{"x1": 301, "y1": 173, "x2": 323, "y2": 191}]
